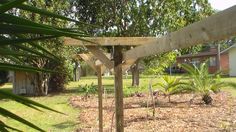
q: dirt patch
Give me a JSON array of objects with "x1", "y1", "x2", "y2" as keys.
[{"x1": 70, "y1": 92, "x2": 236, "y2": 132}]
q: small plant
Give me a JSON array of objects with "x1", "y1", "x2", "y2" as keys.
[
  {"x1": 79, "y1": 83, "x2": 97, "y2": 100},
  {"x1": 153, "y1": 75, "x2": 186, "y2": 102},
  {"x1": 181, "y1": 62, "x2": 226, "y2": 105}
]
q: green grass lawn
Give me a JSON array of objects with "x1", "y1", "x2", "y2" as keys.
[{"x1": 1, "y1": 75, "x2": 236, "y2": 131}]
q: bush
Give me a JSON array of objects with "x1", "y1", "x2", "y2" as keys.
[
  {"x1": 0, "y1": 70, "x2": 8, "y2": 86},
  {"x1": 153, "y1": 75, "x2": 186, "y2": 102},
  {"x1": 79, "y1": 83, "x2": 97, "y2": 100},
  {"x1": 181, "y1": 62, "x2": 226, "y2": 105}
]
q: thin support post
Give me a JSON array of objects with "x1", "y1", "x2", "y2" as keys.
[
  {"x1": 114, "y1": 46, "x2": 124, "y2": 132},
  {"x1": 97, "y1": 66, "x2": 103, "y2": 132}
]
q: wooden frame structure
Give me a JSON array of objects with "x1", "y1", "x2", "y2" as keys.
[{"x1": 65, "y1": 5, "x2": 236, "y2": 132}]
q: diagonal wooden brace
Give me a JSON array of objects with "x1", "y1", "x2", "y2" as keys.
[{"x1": 86, "y1": 46, "x2": 114, "y2": 70}]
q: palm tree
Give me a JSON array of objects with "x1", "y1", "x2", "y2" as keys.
[
  {"x1": 181, "y1": 62, "x2": 229, "y2": 104},
  {"x1": 0, "y1": 0, "x2": 90, "y2": 131},
  {"x1": 153, "y1": 75, "x2": 186, "y2": 102}
]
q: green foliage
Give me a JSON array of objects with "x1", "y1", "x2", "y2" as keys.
[
  {"x1": 182, "y1": 63, "x2": 224, "y2": 95},
  {"x1": 70, "y1": 0, "x2": 213, "y2": 75},
  {"x1": 181, "y1": 62, "x2": 234, "y2": 104},
  {"x1": 153, "y1": 75, "x2": 186, "y2": 102},
  {"x1": 0, "y1": 0, "x2": 88, "y2": 131},
  {"x1": 80, "y1": 83, "x2": 97, "y2": 94},
  {"x1": 123, "y1": 85, "x2": 146, "y2": 97},
  {"x1": 143, "y1": 52, "x2": 177, "y2": 75},
  {"x1": 0, "y1": 70, "x2": 8, "y2": 85},
  {"x1": 0, "y1": 89, "x2": 66, "y2": 132},
  {"x1": 79, "y1": 83, "x2": 97, "y2": 99}
]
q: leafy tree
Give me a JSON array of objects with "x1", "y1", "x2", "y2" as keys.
[
  {"x1": 142, "y1": 0, "x2": 213, "y2": 74},
  {"x1": 69, "y1": 0, "x2": 213, "y2": 85},
  {"x1": 143, "y1": 52, "x2": 177, "y2": 75}
]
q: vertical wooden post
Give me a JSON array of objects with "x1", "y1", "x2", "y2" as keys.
[
  {"x1": 114, "y1": 46, "x2": 124, "y2": 132},
  {"x1": 97, "y1": 65, "x2": 103, "y2": 132},
  {"x1": 217, "y1": 44, "x2": 221, "y2": 71}
]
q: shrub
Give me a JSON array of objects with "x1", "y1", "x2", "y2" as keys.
[
  {"x1": 79, "y1": 83, "x2": 97, "y2": 100},
  {"x1": 181, "y1": 62, "x2": 226, "y2": 105},
  {"x1": 153, "y1": 75, "x2": 186, "y2": 102}
]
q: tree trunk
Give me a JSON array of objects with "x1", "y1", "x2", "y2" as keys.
[
  {"x1": 48, "y1": 72, "x2": 66, "y2": 93},
  {"x1": 131, "y1": 59, "x2": 140, "y2": 87},
  {"x1": 34, "y1": 73, "x2": 49, "y2": 96}
]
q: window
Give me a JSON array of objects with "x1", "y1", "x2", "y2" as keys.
[
  {"x1": 191, "y1": 58, "x2": 200, "y2": 67},
  {"x1": 209, "y1": 57, "x2": 216, "y2": 66}
]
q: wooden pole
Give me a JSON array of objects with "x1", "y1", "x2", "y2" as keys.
[
  {"x1": 114, "y1": 46, "x2": 124, "y2": 132},
  {"x1": 217, "y1": 44, "x2": 221, "y2": 71},
  {"x1": 97, "y1": 65, "x2": 103, "y2": 132}
]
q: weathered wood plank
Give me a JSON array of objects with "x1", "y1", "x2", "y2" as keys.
[
  {"x1": 96, "y1": 66, "x2": 103, "y2": 132},
  {"x1": 124, "y1": 5, "x2": 236, "y2": 61},
  {"x1": 122, "y1": 59, "x2": 137, "y2": 73},
  {"x1": 114, "y1": 46, "x2": 124, "y2": 132},
  {"x1": 78, "y1": 54, "x2": 97, "y2": 71},
  {"x1": 87, "y1": 46, "x2": 113, "y2": 70},
  {"x1": 64, "y1": 37, "x2": 158, "y2": 46}
]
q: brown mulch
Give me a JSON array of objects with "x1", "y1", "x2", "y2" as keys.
[{"x1": 69, "y1": 92, "x2": 236, "y2": 132}]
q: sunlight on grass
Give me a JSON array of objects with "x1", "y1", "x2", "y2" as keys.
[
  {"x1": 0, "y1": 84, "x2": 80, "y2": 132},
  {"x1": 0, "y1": 75, "x2": 236, "y2": 131}
]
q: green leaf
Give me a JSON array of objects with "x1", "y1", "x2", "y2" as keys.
[
  {"x1": 0, "y1": 121, "x2": 23, "y2": 132},
  {"x1": 12, "y1": 44, "x2": 56, "y2": 61},
  {"x1": 0, "y1": 63, "x2": 55, "y2": 73},
  {"x1": 0, "y1": 0, "x2": 27, "y2": 14},
  {"x1": 0, "y1": 14, "x2": 87, "y2": 34},
  {"x1": 13, "y1": 35, "x2": 61, "y2": 61},
  {"x1": 16, "y1": 4, "x2": 99, "y2": 27},
  {"x1": 0, "y1": 24, "x2": 87, "y2": 37},
  {"x1": 0, "y1": 34, "x2": 58, "y2": 46},
  {"x1": 0, "y1": 107, "x2": 45, "y2": 132},
  {"x1": 0, "y1": 90, "x2": 66, "y2": 115},
  {"x1": 0, "y1": 47, "x2": 40, "y2": 57}
]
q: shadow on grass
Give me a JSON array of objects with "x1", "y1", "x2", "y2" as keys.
[
  {"x1": 0, "y1": 87, "x2": 12, "y2": 100},
  {"x1": 0, "y1": 87, "x2": 12, "y2": 93},
  {"x1": 52, "y1": 121, "x2": 78, "y2": 129}
]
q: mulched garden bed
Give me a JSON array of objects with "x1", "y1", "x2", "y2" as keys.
[{"x1": 69, "y1": 92, "x2": 236, "y2": 132}]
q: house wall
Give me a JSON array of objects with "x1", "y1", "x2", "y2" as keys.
[
  {"x1": 176, "y1": 55, "x2": 218, "y2": 74},
  {"x1": 220, "y1": 53, "x2": 229, "y2": 74},
  {"x1": 229, "y1": 48, "x2": 236, "y2": 76}
]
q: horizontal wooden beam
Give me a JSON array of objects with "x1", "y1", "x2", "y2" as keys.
[
  {"x1": 64, "y1": 37, "x2": 158, "y2": 46},
  {"x1": 124, "y1": 5, "x2": 236, "y2": 62}
]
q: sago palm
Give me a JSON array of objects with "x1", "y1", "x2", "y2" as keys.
[
  {"x1": 153, "y1": 75, "x2": 186, "y2": 102},
  {"x1": 0, "y1": 0, "x2": 91, "y2": 131},
  {"x1": 182, "y1": 62, "x2": 227, "y2": 104}
]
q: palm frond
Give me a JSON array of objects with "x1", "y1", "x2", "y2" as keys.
[
  {"x1": 0, "y1": 0, "x2": 26, "y2": 14},
  {"x1": 0, "y1": 63, "x2": 55, "y2": 73},
  {"x1": 0, "y1": 90, "x2": 65, "y2": 115},
  {"x1": 0, "y1": 121, "x2": 23, "y2": 132}
]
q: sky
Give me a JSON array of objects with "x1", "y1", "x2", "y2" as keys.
[{"x1": 209, "y1": 0, "x2": 236, "y2": 10}]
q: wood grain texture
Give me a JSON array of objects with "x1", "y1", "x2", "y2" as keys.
[
  {"x1": 64, "y1": 37, "x2": 158, "y2": 46},
  {"x1": 96, "y1": 66, "x2": 103, "y2": 132},
  {"x1": 124, "y1": 5, "x2": 236, "y2": 61},
  {"x1": 86, "y1": 46, "x2": 113, "y2": 70},
  {"x1": 114, "y1": 46, "x2": 124, "y2": 132}
]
